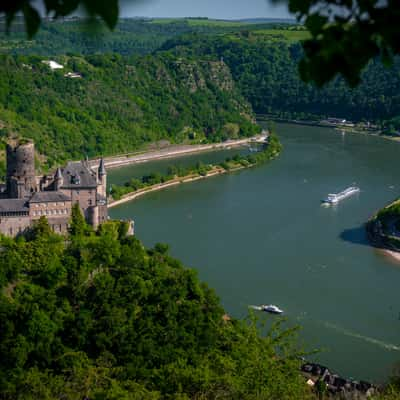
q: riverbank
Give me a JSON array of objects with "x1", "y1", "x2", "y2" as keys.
[
  {"x1": 108, "y1": 122, "x2": 400, "y2": 381},
  {"x1": 258, "y1": 115, "x2": 400, "y2": 142},
  {"x1": 91, "y1": 133, "x2": 268, "y2": 170},
  {"x1": 108, "y1": 133, "x2": 281, "y2": 208},
  {"x1": 366, "y1": 198, "x2": 400, "y2": 260},
  {"x1": 108, "y1": 166, "x2": 230, "y2": 208}
]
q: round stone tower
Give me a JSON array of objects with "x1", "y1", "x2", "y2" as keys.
[{"x1": 6, "y1": 139, "x2": 37, "y2": 198}]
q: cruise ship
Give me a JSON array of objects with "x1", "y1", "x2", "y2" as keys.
[{"x1": 322, "y1": 186, "x2": 360, "y2": 204}]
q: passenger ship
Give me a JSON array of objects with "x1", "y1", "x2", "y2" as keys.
[{"x1": 322, "y1": 186, "x2": 360, "y2": 204}]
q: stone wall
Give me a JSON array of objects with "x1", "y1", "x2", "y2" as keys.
[
  {"x1": 30, "y1": 201, "x2": 72, "y2": 220},
  {"x1": 6, "y1": 141, "x2": 37, "y2": 198},
  {"x1": 60, "y1": 188, "x2": 97, "y2": 220},
  {"x1": 0, "y1": 215, "x2": 31, "y2": 236}
]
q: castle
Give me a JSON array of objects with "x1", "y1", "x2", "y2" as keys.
[{"x1": 0, "y1": 139, "x2": 108, "y2": 237}]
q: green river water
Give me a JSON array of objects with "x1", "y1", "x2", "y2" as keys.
[{"x1": 109, "y1": 123, "x2": 400, "y2": 382}]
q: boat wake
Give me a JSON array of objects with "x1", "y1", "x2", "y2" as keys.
[
  {"x1": 249, "y1": 305, "x2": 263, "y2": 311},
  {"x1": 323, "y1": 321, "x2": 400, "y2": 352}
]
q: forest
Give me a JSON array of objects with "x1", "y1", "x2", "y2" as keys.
[
  {"x1": 160, "y1": 32, "x2": 400, "y2": 126},
  {"x1": 0, "y1": 19, "x2": 399, "y2": 181},
  {"x1": 0, "y1": 17, "x2": 298, "y2": 56},
  {"x1": 0, "y1": 210, "x2": 311, "y2": 400},
  {"x1": 0, "y1": 52, "x2": 258, "y2": 176},
  {"x1": 1, "y1": 17, "x2": 400, "y2": 399}
]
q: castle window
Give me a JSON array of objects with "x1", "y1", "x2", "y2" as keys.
[{"x1": 88, "y1": 199, "x2": 92, "y2": 206}]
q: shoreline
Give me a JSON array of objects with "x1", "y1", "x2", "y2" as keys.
[
  {"x1": 107, "y1": 132, "x2": 282, "y2": 209},
  {"x1": 382, "y1": 248, "x2": 400, "y2": 263},
  {"x1": 91, "y1": 134, "x2": 267, "y2": 170},
  {"x1": 108, "y1": 166, "x2": 243, "y2": 208},
  {"x1": 366, "y1": 216, "x2": 400, "y2": 263},
  {"x1": 260, "y1": 116, "x2": 400, "y2": 143}
]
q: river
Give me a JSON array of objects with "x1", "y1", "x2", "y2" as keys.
[{"x1": 108, "y1": 123, "x2": 400, "y2": 382}]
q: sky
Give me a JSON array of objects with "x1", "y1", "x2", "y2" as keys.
[{"x1": 118, "y1": 0, "x2": 292, "y2": 20}]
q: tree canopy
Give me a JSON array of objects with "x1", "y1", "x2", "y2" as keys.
[
  {"x1": 281, "y1": 0, "x2": 400, "y2": 86},
  {"x1": 0, "y1": 219, "x2": 311, "y2": 399},
  {"x1": 1, "y1": 0, "x2": 399, "y2": 86}
]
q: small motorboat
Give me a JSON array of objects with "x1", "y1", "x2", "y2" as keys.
[{"x1": 262, "y1": 304, "x2": 284, "y2": 314}]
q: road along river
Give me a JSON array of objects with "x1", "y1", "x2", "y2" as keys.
[{"x1": 109, "y1": 123, "x2": 400, "y2": 382}]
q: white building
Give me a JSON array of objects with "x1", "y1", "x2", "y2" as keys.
[{"x1": 42, "y1": 60, "x2": 64, "y2": 70}]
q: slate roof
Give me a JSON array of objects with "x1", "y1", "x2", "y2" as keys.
[
  {"x1": 29, "y1": 191, "x2": 71, "y2": 203},
  {"x1": 0, "y1": 199, "x2": 29, "y2": 213},
  {"x1": 61, "y1": 161, "x2": 98, "y2": 189}
]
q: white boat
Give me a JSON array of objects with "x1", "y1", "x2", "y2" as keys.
[
  {"x1": 322, "y1": 186, "x2": 360, "y2": 204},
  {"x1": 249, "y1": 304, "x2": 284, "y2": 314},
  {"x1": 262, "y1": 304, "x2": 284, "y2": 314}
]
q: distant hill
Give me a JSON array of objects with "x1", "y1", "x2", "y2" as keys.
[
  {"x1": 0, "y1": 18, "x2": 302, "y2": 56},
  {"x1": 160, "y1": 32, "x2": 400, "y2": 125},
  {"x1": 235, "y1": 18, "x2": 297, "y2": 24},
  {"x1": 0, "y1": 53, "x2": 258, "y2": 175}
]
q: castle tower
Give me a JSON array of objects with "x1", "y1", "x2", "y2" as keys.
[
  {"x1": 54, "y1": 167, "x2": 63, "y2": 190},
  {"x1": 6, "y1": 139, "x2": 37, "y2": 199},
  {"x1": 98, "y1": 158, "x2": 107, "y2": 198}
]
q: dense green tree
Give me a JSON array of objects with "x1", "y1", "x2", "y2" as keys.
[
  {"x1": 162, "y1": 33, "x2": 400, "y2": 125},
  {"x1": 0, "y1": 223, "x2": 311, "y2": 399},
  {"x1": 0, "y1": 52, "x2": 258, "y2": 171},
  {"x1": 2, "y1": 0, "x2": 399, "y2": 86},
  {"x1": 69, "y1": 203, "x2": 90, "y2": 237}
]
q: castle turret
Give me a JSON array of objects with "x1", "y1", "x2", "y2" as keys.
[
  {"x1": 98, "y1": 158, "x2": 107, "y2": 198},
  {"x1": 6, "y1": 139, "x2": 37, "y2": 199},
  {"x1": 54, "y1": 167, "x2": 63, "y2": 190}
]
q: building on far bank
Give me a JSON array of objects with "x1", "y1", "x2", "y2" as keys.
[{"x1": 0, "y1": 139, "x2": 108, "y2": 237}]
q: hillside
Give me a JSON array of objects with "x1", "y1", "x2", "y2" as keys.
[
  {"x1": 160, "y1": 32, "x2": 400, "y2": 125},
  {"x1": 0, "y1": 53, "x2": 258, "y2": 175},
  {"x1": 0, "y1": 217, "x2": 311, "y2": 399},
  {"x1": 0, "y1": 17, "x2": 299, "y2": 56}
]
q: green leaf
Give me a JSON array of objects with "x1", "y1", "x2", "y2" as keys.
[
  {"x1": 23, "y1": 3, "x2": 41, "y2": 39},
  {"x1": 83, "y1": 0, "x2": 119, "y2": 30}
]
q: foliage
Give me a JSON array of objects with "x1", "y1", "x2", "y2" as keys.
[
  {"x1": 0, "y1": 0, "x2": 120, "y2": 38},
  {"x1": 0, "y1": 18, "x2": 295, "y2": 56},
  {"x1": 69, "y1": 203, "x2": 91, "y2": 237},
  {"x1": 0, "y1": 52, "x2": 258, "y2": 170},
  {"x1": 277, "y1": 0, "x2": 400, "y2": 86},
  {"x1": 161, "y1": 32, "x2": 400, "y2": 125},
  {"x1": 3, "y1": 1, "x2": 400, "y2": 86},
  {"x1": 0, "y1": 221, "x2": 311, "y2": 399}
]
